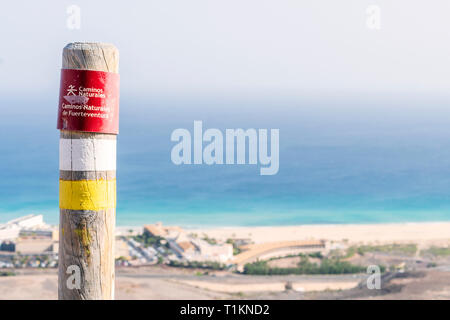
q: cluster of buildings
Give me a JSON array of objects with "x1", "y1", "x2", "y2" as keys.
[
  {"x1": 169, "y1": 233, "x2": 233, "y2": 263},
  {"x1": 145, "y1": 223, "x2": 233, "y2": 263},
  {"x1": 121, "y1": 237, "x2": 161, "y2": 265},
  {"x1": 0, "y1": 215, "x2": 59, "y2": 268},
  {"x1": 121, "y1": 223, "x2": 234, "y2": 265},
  {"x1": 0, "y1": 216, "x2": 329, "y2": 271},
  {"x1": 0, "y1": 215, "x2": 58, "y2": 254},
  {"x1": 122, "y1": 223, "x2": 327, "y2": 269}
]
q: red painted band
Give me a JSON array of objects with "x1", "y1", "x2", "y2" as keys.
[{"x1": 57, "y1": 69, "x2": 120, "y2": 134}]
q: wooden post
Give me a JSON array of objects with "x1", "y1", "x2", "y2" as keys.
[{"x1": 58, "y1": 42, "x2": 119, "y2": 300}]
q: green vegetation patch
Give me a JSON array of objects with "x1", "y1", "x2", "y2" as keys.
[
  {"x1": 345, "y1": 243, "x2": 417, "y2": 257},
  {"x1": 202, "y1": 235, "x2": 217, "y2": 245},
  {"x1": 265, "y1": 252, "x2": 323, "y2": 261},
  {"x1": 226, "y1": 238, "x2": 242, "y2": 255},
  {"x1": 243, "y1": 257, "x2": 377, "y2": 275},
  {"x1": 169, "y1": 260, "x2": 227, "y2": 270},
  {"x1": 421, "y1": 246, "x2": 450, "y2": 257},
  {"x1": 133, "y1": 233, "x2": 165, "y2": 248}
]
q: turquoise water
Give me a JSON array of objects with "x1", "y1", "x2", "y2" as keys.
[{"x1": 1, "y1": 95, "x2": 450, "y2": 227}]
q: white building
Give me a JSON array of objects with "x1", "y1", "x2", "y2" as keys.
[
  {"x1": 7, "y1": 214, "x2": 44, "y2": 229},
  {"x1": 0, "y1": 224, "x2": 20, "y2": 241},
  {"x1": 168, "y1": 232, "x2": 233, "y2": 263},
  {"x1": 0, "y1": 214, "x2": 53, "y2": 241},
  {"x1": 191, "y1": 238, "x2": 233, "y2": 263}
]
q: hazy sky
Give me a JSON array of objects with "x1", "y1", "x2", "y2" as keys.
[{"x1": 0, "y1": 1, "x2": 449, "y2": 98}]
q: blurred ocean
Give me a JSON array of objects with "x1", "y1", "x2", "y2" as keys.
[{"x1": 1, "y1": 94, "x2": 450, "y2": 227}]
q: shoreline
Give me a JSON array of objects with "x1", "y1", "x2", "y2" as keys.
[
  {"x1": 116, "y1": 219, "x2": 450, "y2": 229},
  {"x1": 117, "y1": 221, "x2": 450, "y2": 245},
  {"x1": 195, "y1": 221, "x2": 450, "y2": 245},
  {"x1": 4, "y1": 211, "x2": 450, "y2": 230}
]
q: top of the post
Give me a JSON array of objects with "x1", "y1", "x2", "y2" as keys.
[{"x1": 62, "y1": 42, "x2": 119, "y2": 73}]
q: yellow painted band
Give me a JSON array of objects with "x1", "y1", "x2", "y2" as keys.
[{"x1": 59, "y1": 179, "x2": 116, "y2": 211}]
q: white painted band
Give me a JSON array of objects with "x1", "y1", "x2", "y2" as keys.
[{"x1": 60, "y1": 138, "x2": 117, "y2": 171}]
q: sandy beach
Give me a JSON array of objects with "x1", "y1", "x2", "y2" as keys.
[{"x1": 194, "y1": 222, "x2": 450, "y2": 245}]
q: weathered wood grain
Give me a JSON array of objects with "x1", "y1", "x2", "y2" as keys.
[
  {"x1": 58, "y1": 209, "x2": 115, "y2": 299},
  {"x1": 58, "y1": 42, "x2": 118, "y2": 300}
]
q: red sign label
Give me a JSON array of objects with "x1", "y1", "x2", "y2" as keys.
[{"x1": 57, "y1": 69, "x2": 120, "y2": 134}]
